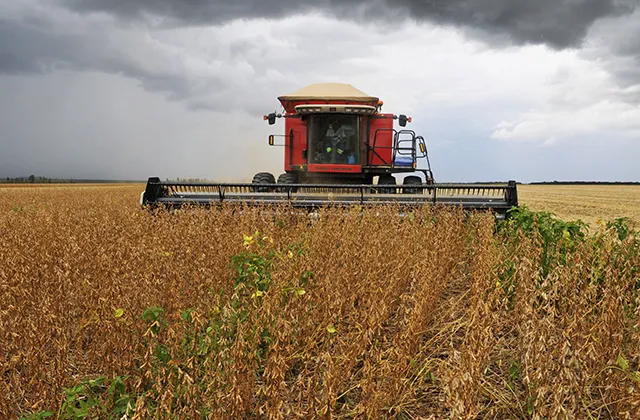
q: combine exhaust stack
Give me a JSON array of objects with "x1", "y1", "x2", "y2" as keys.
[{"x1": 141, "y1": 177, "x2": 518, "y2": 217}]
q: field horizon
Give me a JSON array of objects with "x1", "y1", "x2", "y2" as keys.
[{"x1": 3, "y1": 182, "x2": 638, "y2": 227}]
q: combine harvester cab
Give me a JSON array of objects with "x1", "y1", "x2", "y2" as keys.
[{"x1": 142, "y1": 83, "x2": 518, "y2": 218}]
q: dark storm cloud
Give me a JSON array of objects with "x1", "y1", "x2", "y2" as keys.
[
  {"x1": 4, "y1": 0, "x2": 636, "y2": 111},
  {"x1": 407, "y1": 0, "x2": 629, "y2": 48},
  {"x1": 581, "y1": 5, "x2": 640, "y2": 90},
  {"x1": 0, "y1": 16, "x2": 226, "y2": 108},
  {"x1": 0, "y1": 18, "x2": 83, "y2": 74},
  {"x1": 607, "y1": 17, "x2": 640, "y2": 87},
  {"x1": 62, "y1": 0, "x2": 633, "y2": 48}
]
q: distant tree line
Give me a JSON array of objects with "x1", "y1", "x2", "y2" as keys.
[
  {"x1": 2, "y1": 175, "x2": 73, "y2": 184},
  {"x1": 1, "y1": 175, "x2": 143, "y2": 184},
  {"x1": 529, "y1": 181, "x2": 640, "y2": 185},
  {"x1": 168, "y1": 178, "x2": 217, "y2": 183}
]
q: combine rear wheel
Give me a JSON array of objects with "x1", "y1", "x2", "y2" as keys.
[
  {"x1": 251, "y1": 172, "x2": 276, "y2": 192},
  {"x1": 403, "y1": 175, "x2": 423, "y2": 194},
  {"x1": 277, "y1": 173, "x2": 298, "y2": 192},
  {"x1": 378, "y1": 175, "x2": 396, "y2": 194}
]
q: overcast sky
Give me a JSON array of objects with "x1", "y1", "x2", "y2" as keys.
[{"x1": 1, "y1": 0, "x2": 639, "y2": 182}]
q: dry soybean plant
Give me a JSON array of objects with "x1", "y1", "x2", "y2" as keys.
[{"x1": 0, "y1": 186, "x2": 638, "y2": 419}]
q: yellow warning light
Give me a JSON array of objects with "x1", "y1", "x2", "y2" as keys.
[
  {"x1": 408, "y1": 117, "x2": 413, "y2": 123},
  {"x1": 263, "y1": 115, "x2": 268, "y2": 120}
]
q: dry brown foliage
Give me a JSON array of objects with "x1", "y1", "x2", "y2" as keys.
[{"x1": 0, "y1": 185, "x2": 638, "y2": 419}]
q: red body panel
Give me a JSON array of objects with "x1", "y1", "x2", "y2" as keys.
[
  {"x1": 280, "y1": 108, "x2": 396, "y2": 174},
  {"x1": 284, "y1": 116, "x2": 307, "y2": 171},
  {"x1": 368, "y1": 114, "x2": 394, "y2": 165},
  {"x1": 307, "y1": 164, "x2": 362, "y2": 173}
]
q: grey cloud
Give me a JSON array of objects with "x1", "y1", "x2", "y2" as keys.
[
  {"x1": 0, "y1": 15, "x2": 230, "y2": 109},
  {"x1": 611, "y1": 59, "x2": 640, "y2": 91},
  {"x1": 5, "y1": 0, "x2": 638, "y2": 114},
  {"x1": 412, "y1": 0, "x2": 629, "y2": 48},
  {"x1": 62, "y1": 0, "x2": 633, "y2": 49},
  {"x1": 0, "y1": 18, "x2": 82, "y2": 74},
  {"x1": 581, "y1": 7, "x2": 640, "y2": 90}
]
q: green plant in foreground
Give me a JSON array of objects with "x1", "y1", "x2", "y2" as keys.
[
  {"x1": 112, "y1": 231, "x2": 314, "y2": 415},
  {"x1": 56, "y1": 375, "x2": 133, "y2": 419},
  {"x1": 499, "y1": 206, "x2": 588, "y2": 279},
  {"x1": 606, "y1": 217, "x2": 633, "y2": 241},
  {"x1": 18, "y1": 411, "x2": 54, "y2": 420}
]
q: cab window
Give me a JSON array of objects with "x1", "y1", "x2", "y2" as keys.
[{"x1": 308, "y1": 115, "x2": 360, "y2": 164}]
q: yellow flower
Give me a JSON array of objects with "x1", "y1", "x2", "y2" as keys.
[{"x1": 243, "y1": 234, "x2": 254, "y2": 248}]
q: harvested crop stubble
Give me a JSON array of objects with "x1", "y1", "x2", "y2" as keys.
[
  {"x1": 518, "y1": 184, "x2": 640, "y2": 228},
  {"x1": 0, "y1": 186, "x2": 639, "y2": 419}
]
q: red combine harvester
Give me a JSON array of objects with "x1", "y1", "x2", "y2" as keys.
[
  {"x1": 142, "y1": 83, "x2": 518, "y2": 217},
  {"x1": 258, "y1": 83, "x2": 434, "y2": 188}
]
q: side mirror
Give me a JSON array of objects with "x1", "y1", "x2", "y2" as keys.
[
  {"x1": 264, "y1": 113, "x2": 277, "y2": 125},
  {"x1": 419, "y1": 142, "x2": 425, "y2": 154},
  {"x1": 268, "y1": 135, "x2": 275, "y2": 146},
  {"x1": 399, "y1": 114, "x2": 408, "y2": 127}
]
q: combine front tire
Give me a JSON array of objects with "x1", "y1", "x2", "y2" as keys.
[
  {"x1": 403, "y1": 175, "x2": 423, "y2": 194},
  {"x1": 251, "y1": 172, "x2": 276, "y2": 192},
  {"x1": 378, "y1": 175, "x2": 397, "y2": 194},
  {"x1": 277, "y1": 173, "x2": 298, "y2": 192}
]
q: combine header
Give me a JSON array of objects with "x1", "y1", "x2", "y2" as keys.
[{"x1": 142, "y1": 83, "x2": 518, "y2": 217}]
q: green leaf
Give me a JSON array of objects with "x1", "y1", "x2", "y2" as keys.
[
  {"x1": 181, "y1": 308, "x2": 193, "y2": 322},
  {"x1": 617, "y1": 353, "x2": 629, "y2": 371},
  {"x1": 155, "y1": 344, "x2": 171, "y2": 365},
  {"x1": 18, "y1": 411, "x2": 54, "y2": 420},
  {"x1": 113, "y1": 308, "x2": 124, "y2": 318},
  {"x1": 87, "y1": 375, "x2": 106, "y2": 387},
  {"x1": 141, "y1": 306, "x2": 164, "y2": 323}
]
